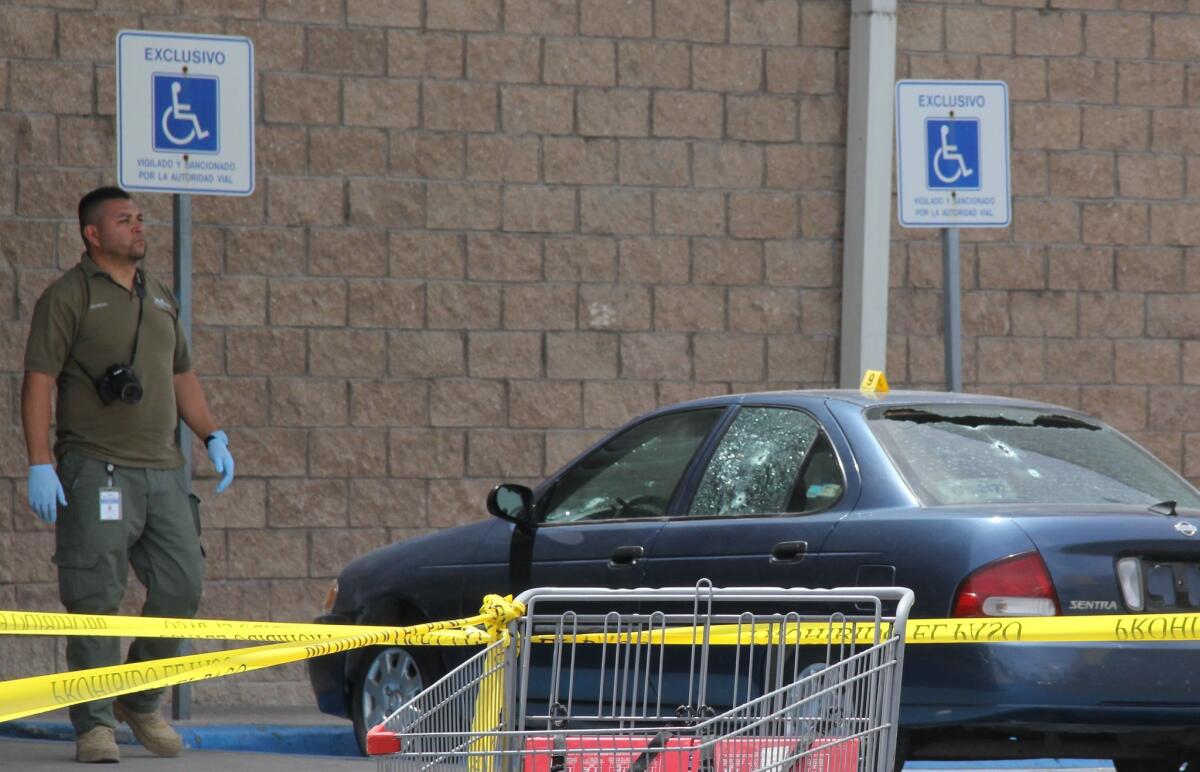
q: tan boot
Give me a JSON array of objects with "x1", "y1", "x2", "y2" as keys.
[
  {"x1": 112, "y1": 702, "x2": 183, "y2": 758},
  {"x1": 75, "y1": 726, "x2": 120, "y2": 763}
]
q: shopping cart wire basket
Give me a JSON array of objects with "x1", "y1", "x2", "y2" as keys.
[{"x1": 369, "y1": 584, "x2": 914, "y2": 772}]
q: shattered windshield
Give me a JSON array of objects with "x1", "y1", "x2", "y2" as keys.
[{"x1": 868, "y1": 405, "x2": 1200, "y2": 508}]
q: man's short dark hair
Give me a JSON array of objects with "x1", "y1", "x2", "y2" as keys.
[{"x1": 78, "y1": 186, "x2": 132, "y2": 247}]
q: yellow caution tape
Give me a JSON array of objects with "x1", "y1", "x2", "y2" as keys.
[
  {"x1": 0, "y1": 595, "x2": 526, "y2": 724},
  {"x1": 470, "y1": 594, "x2": 523, "y2": 771},
  {"x1": 2, "y1": 594, "x2": 1196, "y2": 725},
  {"x1": 476, "y1": 593, "x2": 526, "y2": 635},
  {"x1": 534, "y1": 612, "x2": 1200, "y2": 646},
  {"x1": 0, "y1": 633, "x2": 370, "y2": 723},
  {"x1": 0, "y1": 609, "x2": 486, "y2": 643},
  {"x1": 907, "y1": 612, "x2": 1200, "y2": 643}
]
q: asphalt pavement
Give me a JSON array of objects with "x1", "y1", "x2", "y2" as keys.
[
  {"x1": 0, "y1": 736, "x2": 1118, "y2": 772},
  {"x1": 0, "y1": 706, "x2": 1117, "y2": 771},
  {"x1": 3, "y1": 738, "x2": 372, "y2": 769},
  {"x1": 0, "y1": 704, "x2": 360, "y2": 757}
]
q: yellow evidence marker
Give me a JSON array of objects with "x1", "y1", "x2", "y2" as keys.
[{"x1": 860, "y1": 369, "x2": 889, "y2": 393}]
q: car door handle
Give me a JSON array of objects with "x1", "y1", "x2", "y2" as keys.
[
  {"x1": 609, "y1": 545, "x2": 644, "y2": 568},
  {"x1": 771, "y1": 540, "x2": 807, "y2": 563}
]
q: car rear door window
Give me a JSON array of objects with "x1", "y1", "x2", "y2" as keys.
[
  {"x1": 540, "y1": 408, "x2": 723, "y2": 524},
  {"x1": 689, "y1": 407, "x2": 843, "y2": 516},
  {"x1": 868, "y1": 405, "x2": 1200, "y2": 507}
]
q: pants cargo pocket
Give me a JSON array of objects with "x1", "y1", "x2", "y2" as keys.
[
  {"x1": 52, "y1": 549, "x2": 105, "y2": 610},
  {"x1": 189, "y1": 493, "x2": 206, "y2": 558}
]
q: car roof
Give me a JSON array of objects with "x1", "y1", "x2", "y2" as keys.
[{"x1": 658, "y1": 388, "x2": 1070, "y2": 414}]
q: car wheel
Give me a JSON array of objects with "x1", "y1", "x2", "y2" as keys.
[{"x1": 351, "y1": 645, "x2": 444, "y2": 756}]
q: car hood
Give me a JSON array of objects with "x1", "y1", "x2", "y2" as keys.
[{"x1": 337, "y1": 519, "x2": 497, "y2": 612}]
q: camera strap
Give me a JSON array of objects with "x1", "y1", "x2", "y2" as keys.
[
  {"x1": 128, "y1": 272, "x2": 146, "y2": 365},
  {"x1": 68, "y1": 265, "x2": 145, "y2": 382}
]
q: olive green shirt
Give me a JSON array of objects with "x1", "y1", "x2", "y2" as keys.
[{"x1": 24, "y1": 256, "x2": 192, "y2": 469}]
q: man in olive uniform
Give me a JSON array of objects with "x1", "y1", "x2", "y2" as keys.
[{"x1": 21, "y1": 186, "x2": 235, "y2": 763}]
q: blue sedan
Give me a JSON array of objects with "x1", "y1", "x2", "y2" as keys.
[{"x1": 308, "y1": 390, "x2": 1200, "y2": 769}]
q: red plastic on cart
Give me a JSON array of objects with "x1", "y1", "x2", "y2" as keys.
[
  {"x1": 711, "y1": 737, "x2": 797, "y2": 772},
  {"x1": 523, "y1": 735, "x2": 701, "y2": 772},
  {"x1": 800, "y1": 738, "x2": 859, "y2": 772},
  {"x1": 710, "y1": 737, "x2": 859, "y2": 772},
  {"x1": 365, "y1": 723, "x2": 402, "y2": 756}
]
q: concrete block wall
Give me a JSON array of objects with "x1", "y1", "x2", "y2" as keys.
[
  {"x1": 889, "y1": 0, "x2": 1200, "y2": 478},
  {"x1": 1, "y1": 0, "x2": 1197, "y2": 705}
]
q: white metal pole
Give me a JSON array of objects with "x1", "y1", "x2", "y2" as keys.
[{"x1": 839, "y1": 0, "x2": 898, "y2": 387}]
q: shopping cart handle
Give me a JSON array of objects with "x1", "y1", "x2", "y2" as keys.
[{"x1": 366, "y1": 724, "x2": 402, "y2": 756}]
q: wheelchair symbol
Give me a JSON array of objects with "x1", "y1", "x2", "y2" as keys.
[
  {"x1": 152, "y1": 74, "x2": 218, "y2": 154},
  {"x1": 932, "y1": 124, "x2": 972, "y2": 184},
  {"x1": 925, "y1": 118, "x2": 980, "y2": 191},
  {"x1": 161, "y1": 82, "x2": 210, "y2": 146}
]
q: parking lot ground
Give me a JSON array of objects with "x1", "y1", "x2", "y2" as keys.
[
  {"x1": 2, "y1": 709, "x2": 1116, "y2": 772},
  {"x1": 1, "y1": 736, "x2": 1118, "y2": 772},
  {"x1": 2, "y1": 738, "x2": 372, "y2": 770},
  {"x1": 0, "y1": 704, "x2": 359, "y2": 756},
  {"x1": 0, "y1": 739, "x2": 1123, "y2": 768},
  {"x1": 907, "y1": 764, "x2": 1113, "y2": 772}
]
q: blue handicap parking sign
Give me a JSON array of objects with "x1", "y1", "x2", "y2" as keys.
[
  {"x1": 925, "y1": 118, "x2": 980, "y2": 191},
  {"x1": 152, "y1": 74, "x2": 219, "y2": 154}
]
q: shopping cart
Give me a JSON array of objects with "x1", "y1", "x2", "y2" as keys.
[{"x1": 370, "y1": 584, "x2": 914, "y2": 772}]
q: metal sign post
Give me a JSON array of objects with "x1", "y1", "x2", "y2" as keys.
[
  {"x1": 942, "y1": 227, "x2": 962, "y2": 392},
  {"x1": 117, "y1": 29, "x2": 253, "y2": 721},
  {"x1": 895, "y1": 80, "x2": 1010, "y2": 392},
  {"x1": 171, "y1": 193, "x2": 192, "y2": 720}
]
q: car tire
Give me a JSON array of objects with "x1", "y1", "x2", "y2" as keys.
[{"x1": 350, "y1": 644, "x2": 445, "y2": 756}]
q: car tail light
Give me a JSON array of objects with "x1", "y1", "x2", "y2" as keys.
[{"x1": 952, "y1": 552, "x2": 1060, "y2": 617}]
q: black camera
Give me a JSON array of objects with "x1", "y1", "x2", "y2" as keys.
[{"x1": 95, "y1": 364, "x2": 143, "y2": 406}]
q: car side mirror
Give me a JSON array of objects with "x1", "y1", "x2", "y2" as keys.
[{"x1": 487, "y1": 483, "x2": 535, "y2": 532}]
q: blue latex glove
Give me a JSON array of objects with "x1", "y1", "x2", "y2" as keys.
[
  {"x1": 29, "y1": 464, "x2": 67, "y2": 524},
  {"x1": 206, "y1": 430, "x2": 235, "y2": 493}
]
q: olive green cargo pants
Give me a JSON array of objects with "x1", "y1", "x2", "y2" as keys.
[{"x1": 53, "y1": 451, "x2": 205, "y2": 734}]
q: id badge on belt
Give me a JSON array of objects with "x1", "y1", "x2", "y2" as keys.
[{"x1": 99, "y1": 464, "x2": 121, "y2": 522}]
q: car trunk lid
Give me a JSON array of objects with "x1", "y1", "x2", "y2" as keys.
[{"x1": 986, "y1": 503, "x2": 1200, "y2": 613}]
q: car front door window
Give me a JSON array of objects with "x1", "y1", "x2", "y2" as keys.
[
  {"x1": 541, "y1": 409, "x2": 723, "y2": 524},
  {"x1": 689, "y1": 407, "x2": 840, "y2": 516}
]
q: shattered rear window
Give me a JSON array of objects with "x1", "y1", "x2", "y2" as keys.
[{"x1": 868, "y1": 405, "x2": 1200, "y2": 507}]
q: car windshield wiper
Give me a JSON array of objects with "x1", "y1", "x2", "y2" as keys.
[
  {"x1": 884, "y1": 408, "x2": 1024, "y2": 427},
  {"x1": 884, "y1": 408, "x2": 1099, "y2": 431},
  {"x1": 1032, "y1": 414, "x2": 1099, "y2": 431}
]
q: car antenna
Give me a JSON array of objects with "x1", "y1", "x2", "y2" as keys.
[{"x1": 1149, "y1": 500, "x2": 1178, "y2": 517}]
